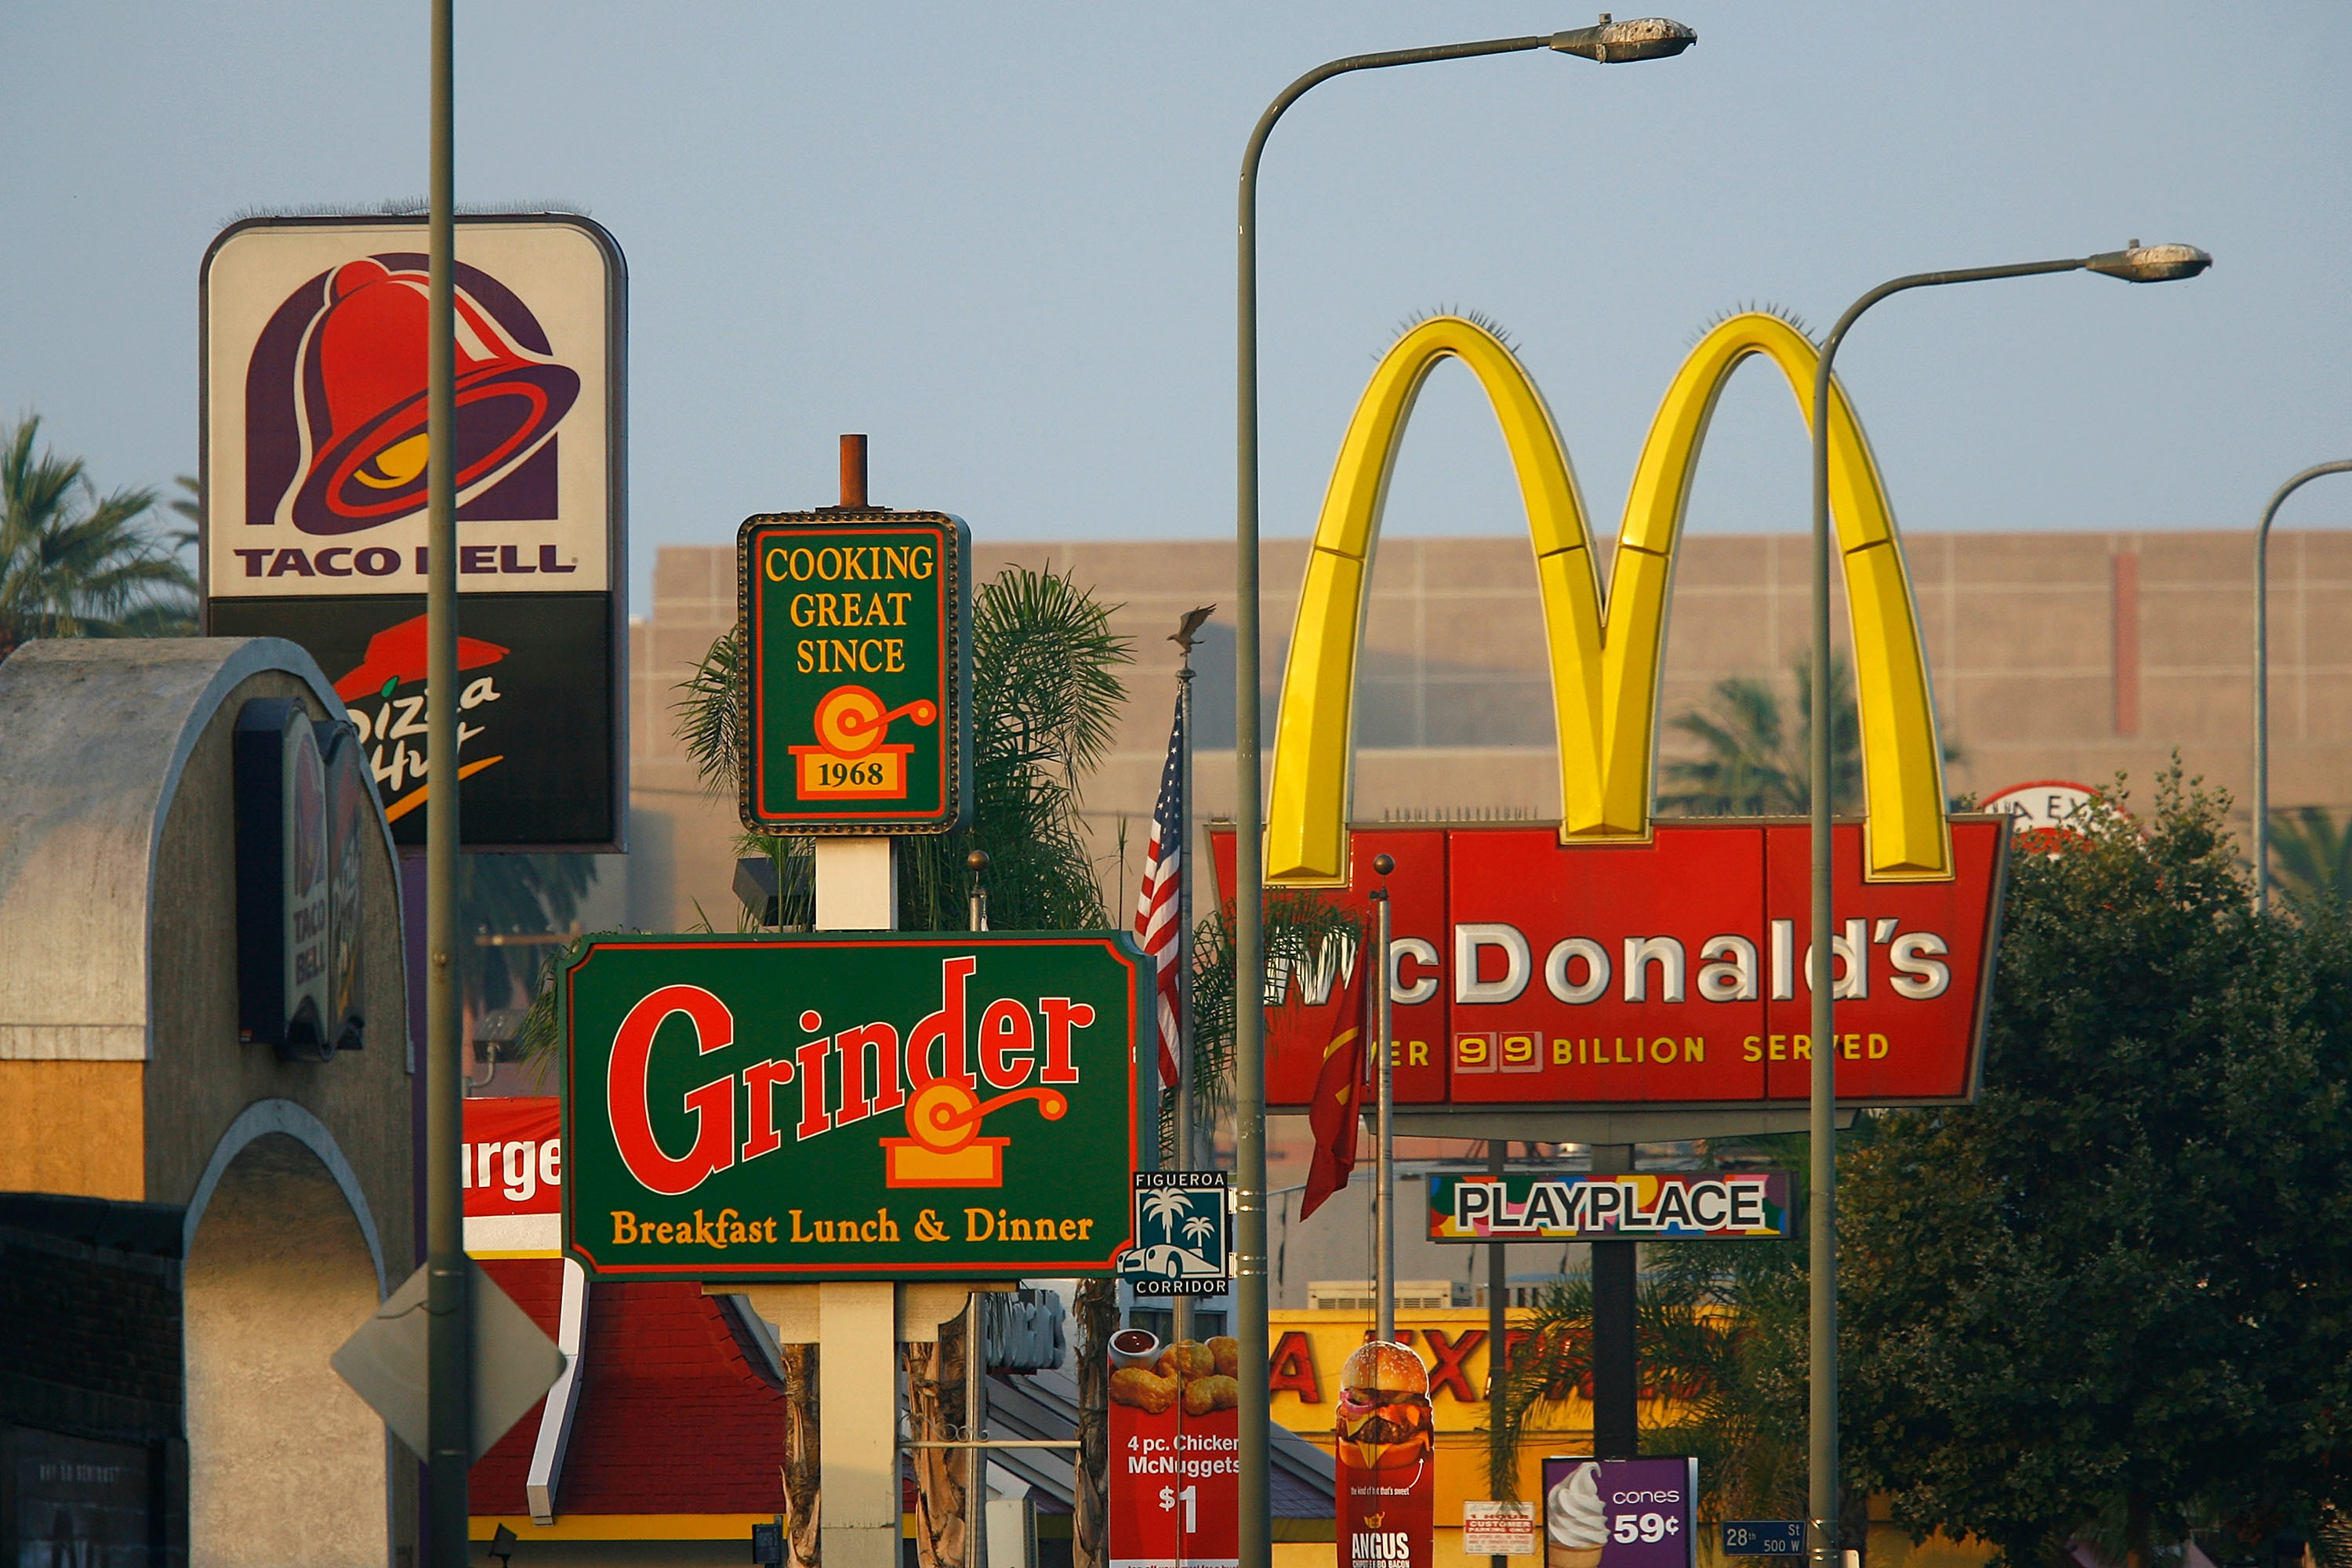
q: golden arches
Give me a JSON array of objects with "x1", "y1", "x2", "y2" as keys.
[{"x1": 1264, "y1": 312, "x2": 1951, "y2": 887}]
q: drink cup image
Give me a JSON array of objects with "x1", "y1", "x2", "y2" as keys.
[
  {"x1": 1334, "y1": 1341, "x2": 1435, "y2": 1474},
  {"x1": 1546, "y1": 1461, "x2": 1606, "y2": 1568}
]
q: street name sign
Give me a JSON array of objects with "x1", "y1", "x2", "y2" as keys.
[
  {"x1": 739, "y1": 511, "x2": 971, "y2": 834},
  {"x1": 1120, "y1": 1171, "x2": 1229, "y2": 1297},
  {"x1": 1721, "y1": 1523, "x2": 1805, "y2": 1557},
  {"x1": 561, "y1": 932, "x2": 1142, "y2": 1280}
]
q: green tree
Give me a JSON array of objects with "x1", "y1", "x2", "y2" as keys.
[
  {"x1": 0, "y1": 416, "x2": 195, "y2": 658},
  {"x1": 1659, "y1": 649, "x2": 1862, "y2": 816},
  {"x1": 1841, "y1": 768, "x2": 2352, "y2": 1568},
  {"x1": 459, "y1": 853, "x2": 597, "y2": 1019},
  {"x1": 2267, "y1": 807, "x2": 2352, "y2": 906}
]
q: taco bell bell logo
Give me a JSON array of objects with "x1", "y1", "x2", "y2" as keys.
[{"x1": 246, "y1": 255, "x2": 579, "y2": 535}]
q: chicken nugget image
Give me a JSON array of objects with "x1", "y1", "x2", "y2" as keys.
[
  {"x1": 1209, "y1": 1336, "x2": 1240, "y2": 1379},
  {"x1": 1156, "y1": 1341, "x2": 1214, "y2": 1381},
  {"x1": 1110, "y1": 1367, "x2": 1178, "y2": 1414},
  {"x1": 1183, "y1": 1374, "x2": 1240, "y2": 1416}
]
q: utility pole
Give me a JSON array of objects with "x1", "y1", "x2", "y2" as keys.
[
  {"x1": 422, "y1": 1, "x2": 472, "y2": 1562},
  {"x1": 1171, "y1": 606, "x2": 1211, "y2": 1345}
]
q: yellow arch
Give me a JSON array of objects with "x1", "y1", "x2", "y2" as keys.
[{"x1": 1265, "y1": 312, "x2": 1951, "y2": 886}]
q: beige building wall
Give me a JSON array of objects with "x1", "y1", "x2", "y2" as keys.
[{"x1": 624, "y1": 528, "x2": 2350, "y2": 934}]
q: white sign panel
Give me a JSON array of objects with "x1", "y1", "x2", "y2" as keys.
[
  {"x1": 202, "y1": 216, "x2": 620, "y2": 597},
  {"x1": 1463, "y1": 1502, "x2": 1537, "y2": 1558}
]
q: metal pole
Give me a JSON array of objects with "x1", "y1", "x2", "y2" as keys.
[
  {"x1": 2253, "y1": 461, "x2": 2352, "y2": 913},
  {"x1": 1174, "y1": 630, "x2": 1198, "y2": 1347},
  {"x1": 423, "y1": 0, "x2": 471, "y2": 1560},
  {"x1": 1235, "y1": 39, "x2": 1569, "y2": 1564},
  {"x1": 1373, "y1": 884, "x2": 1394, "y2": 1342},
  {"x1": 1806, "y1": 254, "x2": 2100, "y2": 1568},
  {"x1": 1587, "y1": 1143, "x2": 1636, "y2": 1461},
  {"x1": 967, "y1": 1291, "x2": 989, "y2": 1568},
  {"x1": 1486, "y1": 1138, "x2": 1509, "y2": 1547}
]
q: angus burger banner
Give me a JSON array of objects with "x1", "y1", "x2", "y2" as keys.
[
  {"x1": 1338, "y1": 1342, "x2": 1436, "y2": 1568},
  {"x1": 561, "y1": 932, "x2": 1142, "y2": 1280},
  {"x1": 1213, "y1": 821, "x2": 2007, "y2": 1112}
]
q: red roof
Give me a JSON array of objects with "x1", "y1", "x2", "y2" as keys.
[{"x1": 470, "y1": 1262, "x2": 787, "y2": 1518}]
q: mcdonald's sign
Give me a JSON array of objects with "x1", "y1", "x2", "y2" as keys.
[{"x1": 1218, "y1": 314, "x2": 2008, "y2": 1112}]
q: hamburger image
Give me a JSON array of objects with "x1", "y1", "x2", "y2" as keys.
[{"x1": 1334, "y1": 1341, "x2": 1434, "y2": 1473}]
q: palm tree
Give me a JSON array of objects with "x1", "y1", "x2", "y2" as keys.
[
  {"x1": 1142, "y1": 1189, "x2": 1194, "y2": 1247},
  {"x1": 1660, "y1": 649, "x2": 1860, "y2": 817},
  {"x1": 0, "y1": 416, "x2": 195, "y2": 658},
  {"x1": 2267, "y1": 808, "x2": 2352, "y2": 906},
  {"x1": 459, "y1": 853, "x2": 597, "y2": 1023}
]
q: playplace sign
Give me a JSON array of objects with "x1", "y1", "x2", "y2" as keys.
[{"x1": 561, "y1": 932, "x2": 1142, "y2": 1280}]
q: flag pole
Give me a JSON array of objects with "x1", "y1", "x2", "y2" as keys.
[
  {"x1": 1370, "y1": 851, "x2": 1395, "y2": 1343},
  {"x1": 1172, "y1": 610, "x2": 1201, "y2": 1345}
]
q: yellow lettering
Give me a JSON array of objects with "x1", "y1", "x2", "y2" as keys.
[
  {"x1": 911, "y1": 545, "x2": 935, "y2": 579},
  {"x1": 888, "y1": 591, "x2": 912, "y2": 624},
  {"x1": 1684, "y1": 1036, "x2": 1704, "y2": 1062},
  {"x1": 1769, "y1": 1035, "x2": 1785, "y2": 1061},
  {"x1": 1008, "y1": 1218, "x2": 1033, "y2": 1241},
  {"x1": 884, "y1": 546, "x2": 912, "y2": 579},
  {"x1": 1058, "y1": 1219, "x2": 1078, "y2": 1240},
  {"x1": 1613, "y1": 1037, "x2": 1632, "y2": 1064},
  {"x1": 884, "y1": 639, "x2": 904, "y2": 673},
  {"x1": 765, "y1": 547, "x2": 789, "y2": 581},
  {"x1": 814, "y1": 1221, "x2": 835, "y2": 1243},
  {"x1": 790, "y1": 1209, "x2": 812, "y2": 1242},
  {"x1": 1794, "y1": 1034, "x2": 1812, "y2": 1062},
  {"x1": 1842, "y1": 1033, "x2": 1861, "y2": 1060},
  {"x1": 1651, "y1": 1036, "x2": 1677, "y2": 1064},
  {"x1": 878, "y1": 1208, "x2": 899, "y2": 1241},
  {"x1": 1868, "y1": 1033, "x2": 1889, "y2": 1059},
  {"x1": 840, "y1": 593, "x2": 863, "y2": 627},
  {"x1": 816, "y1": 546, "x2": 842, "y2": 579},
  {"x1": 797, "y1": 640, "x2": 815, "y2": 673},
  {"x1": 1078, "y1": 1218, "x2": 1093, "y2": 1240},
  {"x1": 612, "y1": 1210, "x2": 638, "y2": 1243},
  {"x1": 790, "y1": 547, "x2": 815, "y2": 580},
  {"x1": 1553, "y1": 1038, "x2": 1573, "y2": 1065},
  {"x1": 1408, "y1": 1040, "x2": 1428, "y2": 1066},
  {"x1": 966, "y1": 1207, "x2": 995, "y2": 1241},
  {"x1": 1744, "y1": 1036, "x2": 1762, "y2": 1062}
]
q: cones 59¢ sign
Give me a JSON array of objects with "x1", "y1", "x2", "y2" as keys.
[{"x1": 561, "y1": 933, "x2": 1143, "y2": 1279}]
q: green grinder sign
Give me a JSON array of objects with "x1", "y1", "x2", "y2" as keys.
[
  {"x1": 740, "y1": 510, "x2": 971, "y2": 833},
  {"x1": 562, "y1": 933, "x2": 1142, "y2": 1280}
]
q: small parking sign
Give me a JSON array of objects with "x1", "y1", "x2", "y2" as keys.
[{"x1": 1120, "y1": 1171, "x2": 1228, "y2": 1296}]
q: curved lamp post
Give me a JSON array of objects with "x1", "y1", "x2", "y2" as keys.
[
  {"x1": 2253, "y1": 460, "x2": 2352, "y2": 911},
  {"x1": 1232, "y1": 19, "x2": 1694, "y2": 1568},
  {"x1": 1804, "y1": 240, "x2": 2210, "y2": 1568}
]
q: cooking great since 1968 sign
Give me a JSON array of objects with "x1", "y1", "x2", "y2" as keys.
[{"x1": 562, "y1": 933, "x2": 1142, "y2": 1280}]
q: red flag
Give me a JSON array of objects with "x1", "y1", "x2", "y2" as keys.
[{"x1": 1298, "y1": 953, "x2": 1367, "y2": 1221}]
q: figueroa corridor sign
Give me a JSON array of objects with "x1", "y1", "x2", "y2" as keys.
[{"x1": 561, "y1": 932, "x2": 1142, "y2": 1279}]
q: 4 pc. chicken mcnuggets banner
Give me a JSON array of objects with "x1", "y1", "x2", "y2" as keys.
[
  {"x1": 1108, "y1": 1327, "x2": 1240, "y2": 1568},
  {"x1": 1338, "y1": 1342, "x2": 1436, "y2": 1568}
]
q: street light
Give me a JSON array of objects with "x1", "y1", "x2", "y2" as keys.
[
  {"x1": 1803, "y1": 239, "x2": 2210, "y2": 1568},
  {"x1": 2252, "y1": 459, "x2": 2352, "y2": 911},
  {"x1": 1232, "y1": 20, "x2": 1693, "y2": 1568}
]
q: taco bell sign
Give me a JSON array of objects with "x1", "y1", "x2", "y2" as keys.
[{"x1": 201, "y1": 214, "x2": 626, "y2": 851}]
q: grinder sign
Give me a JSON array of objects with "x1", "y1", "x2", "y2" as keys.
[{"x1": 561, "y1": 931, "x2": 1143, "y2": 1281}]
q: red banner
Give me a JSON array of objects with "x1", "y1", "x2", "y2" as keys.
[
  {"x1": 1210, "y1": 820, "x2": 2008, "y2": 1111},
  {"x1": 1337, "y1": 1342, "x2": 1435, "y2": 1568},
  {"x1": 1108, "y1": 1329, "x2": 1240, "y2": 1568},
  {"x1": 463, "y1": 1096, "x2": 562, "y2": 1217}
]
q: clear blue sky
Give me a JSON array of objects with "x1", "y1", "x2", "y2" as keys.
[{"x1": 6, "y1": 2, "x2": 2347, "y2": 608}]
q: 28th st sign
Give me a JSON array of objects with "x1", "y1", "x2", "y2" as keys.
[{"x1": 562, "y1": 933, "x2": 1143, "y2": 1280}]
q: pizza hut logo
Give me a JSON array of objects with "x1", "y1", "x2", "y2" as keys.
[
  {"x1": 245, "y1": 254, "x2": 579, "y2": 535},
  {"x1": 332, "y1": 613, "x2": 509, "y2": 822}
]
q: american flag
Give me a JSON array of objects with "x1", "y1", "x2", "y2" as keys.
[{"x1": 1133, "y1": 694, "x2": 1186, "y2": 1088}]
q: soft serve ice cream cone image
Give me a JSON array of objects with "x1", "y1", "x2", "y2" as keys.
[
  {"x1": 1547, "y1": 1461, "x2": 1606, "y2": 1568},
  {"x1": 1335, "y1": 1341, "x2": 1436, "y2": 1475}
]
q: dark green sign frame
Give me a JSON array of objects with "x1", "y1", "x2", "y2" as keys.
[
  {"x1": 739, "y1": 510, "x2": 971, "y2": 835},
  {"x1": 561, "y1": 931, "x2": 1142, "y2": 1281}
]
